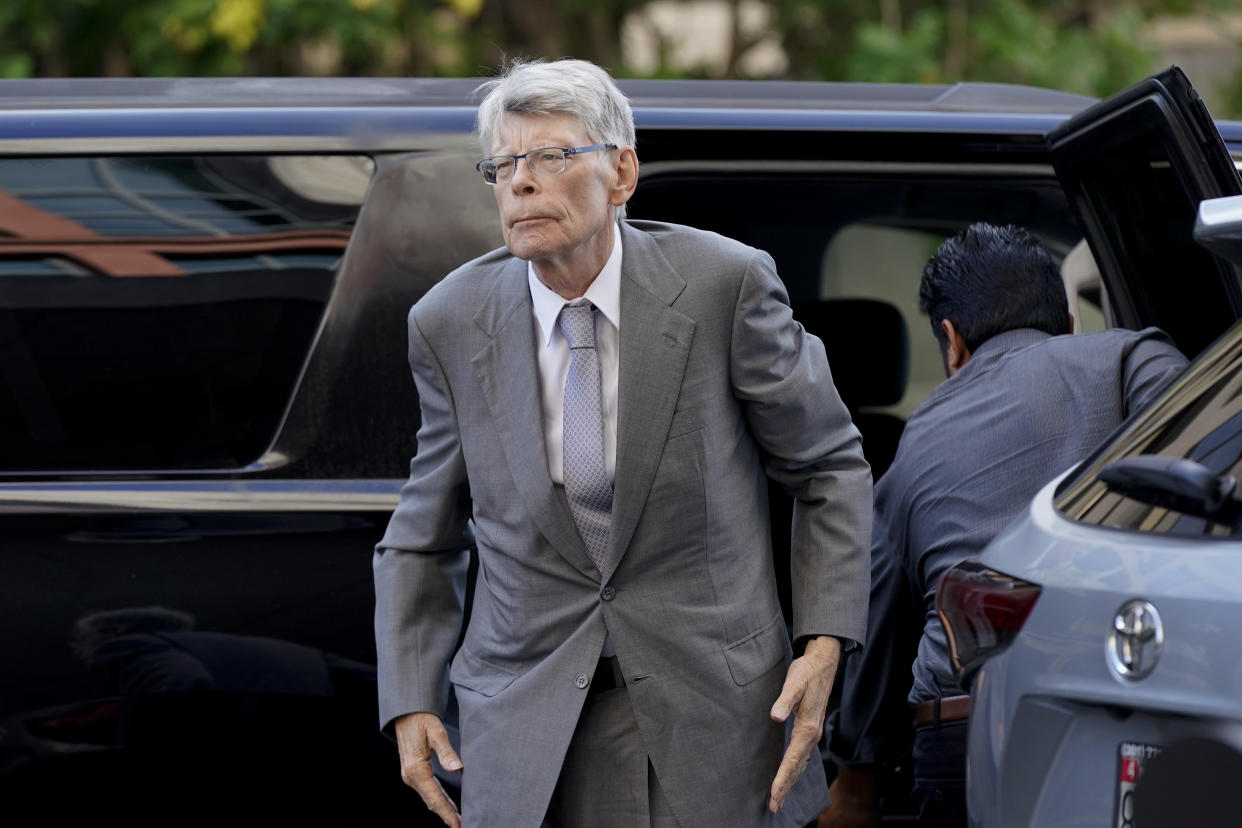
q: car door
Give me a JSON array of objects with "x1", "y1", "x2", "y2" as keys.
[{"x1": 1048, "y1": 65, "x2": 1242, "y2": 359}]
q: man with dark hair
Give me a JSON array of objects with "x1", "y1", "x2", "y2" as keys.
[
  {"x1": 920, "y1": 223, "x2": 1073, "y2": 367},
  {"x1": 820, "y1": 222, "x2": 1186, "y2": 828}
]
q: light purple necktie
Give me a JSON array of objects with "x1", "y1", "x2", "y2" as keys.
[{"x1": 558, "y1": 302, "x2": 612, "y2": 571}]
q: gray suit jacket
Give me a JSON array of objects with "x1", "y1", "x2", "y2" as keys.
[{"x1": 374, "y1": 220, "x2": 872, "y2": 827}]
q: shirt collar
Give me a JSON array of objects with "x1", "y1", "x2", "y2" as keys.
[
  {"x1": 968, "y1": 328, "x2": 1056, "y2": 365},
  {"x1": 528, "y1": 221, "x2": 622, "y2": 347},
  {"x1": 939, "y1": 328, "x2": 1057, "y2": 390},
  {"x1": 919, "y1": 328, "x2": 1059, "y2": 414}
]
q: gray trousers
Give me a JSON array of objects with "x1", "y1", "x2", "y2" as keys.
[{"x1": 544, "y1": 686, "x2": 681, "y2": 828}]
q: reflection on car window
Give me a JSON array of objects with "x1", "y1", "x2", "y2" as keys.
[
  {"x1": 1056, "y1": 326, "x2": 1242, "y2": 536},
  {"x1": 0, "y1": 155, "x2": 372, "y2": 473}
]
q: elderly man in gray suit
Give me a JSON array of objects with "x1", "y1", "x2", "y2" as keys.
[{"x1": 373, "y1": 58, "x2": 872, "y2": 828}]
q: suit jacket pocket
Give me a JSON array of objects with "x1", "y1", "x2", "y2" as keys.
[
  {"x1": 449, "y1": 646, "x2": 520, "y2": 697},
  {"x1": 667, "y1": 403, "x2": 706, "y2": 439},
  {"x1": 667, "y1": 388, "x2": 726, "y2": 439},
  {"x1": 723, "y1": 613, "x2": 790, "y2": 686}
]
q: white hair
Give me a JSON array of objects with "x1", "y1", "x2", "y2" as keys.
[{"x1": 475, "y1": 58, "x2": 637, "y2": 219}]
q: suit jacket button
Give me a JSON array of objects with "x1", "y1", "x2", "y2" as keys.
[
  {"x1": 601, "y1": 585, "x2": 616, "y2": 601},
  {"x1": 575, "y1": 673, "x2": 590, "y2": 689}
]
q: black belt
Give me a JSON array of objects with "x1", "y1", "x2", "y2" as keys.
[{"x1": 589, "y1": 656, "x2": 625, "y2": 696}]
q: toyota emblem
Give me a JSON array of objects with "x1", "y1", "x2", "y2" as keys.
[{"x1": 1107, "y1": 599, "x2": 1164, "y2": 681}]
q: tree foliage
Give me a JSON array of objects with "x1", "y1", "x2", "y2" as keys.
[
  {"x1": 0, "y1": 0, "x2": 495, "y2": 77},
  {"x1": 767, "y1": 0, "x2": 1232, "y2": 100}
]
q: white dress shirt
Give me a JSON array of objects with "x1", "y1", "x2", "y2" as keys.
[{"x1": 527, "y1": 221, "x2": 621, "y2": 486}]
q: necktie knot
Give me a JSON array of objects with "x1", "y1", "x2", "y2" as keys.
[{"x1": 558, "y1": 303, "x2": 597, "y2": 350}]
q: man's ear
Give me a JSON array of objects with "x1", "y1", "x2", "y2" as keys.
[
  {"x1": 609, "y1": 146, "x2": 639, "y2": 208},
  {"x1": 941, "y1": 319, "x2": 971, "y2": 376}
]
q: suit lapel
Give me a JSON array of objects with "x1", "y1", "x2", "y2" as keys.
[
  {"x1": 606, "y1": 223, "x2": 695, "y2": 581},
  {"x1": 471, "y1": 259, "x2": 597, "y2": 577}
]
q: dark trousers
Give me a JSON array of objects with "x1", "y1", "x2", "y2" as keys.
[{"x1": 911, "y1": 718, "x2": 968, "y2": 828}]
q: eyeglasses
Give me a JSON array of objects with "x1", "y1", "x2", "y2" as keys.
[{"x1": 476, "y1": 143, "x2": 617, "y2": 185}]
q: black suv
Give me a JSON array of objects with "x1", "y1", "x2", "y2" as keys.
[{"x1": 1, "y1": 68, "x2": 1240, "y2": 821}]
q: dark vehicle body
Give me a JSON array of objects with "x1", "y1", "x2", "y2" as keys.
[{"x1": 1, "y1": 70, "x2": 1239, "y2": 821}]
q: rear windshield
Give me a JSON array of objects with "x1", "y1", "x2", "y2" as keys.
[{"x1": 1055, "y1": 322, "x2": 1242, "y2": 536}]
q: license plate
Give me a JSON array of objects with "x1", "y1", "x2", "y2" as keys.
[{"x1": 1115, "y1": 741, "x2": 1162, "y2": 828}]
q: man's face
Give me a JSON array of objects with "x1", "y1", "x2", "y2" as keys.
[{"x1": 489, "y1": 111, "x2": 621, "y2": 272}]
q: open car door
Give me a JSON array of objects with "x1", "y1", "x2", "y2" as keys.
[{"x1": 1049, "y1": 66, "x2": 1242, "y2": 358}]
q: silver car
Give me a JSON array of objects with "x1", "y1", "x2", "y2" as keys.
[{"x1": 938, "y1": 183, "x2": 1242, "y2": 827}]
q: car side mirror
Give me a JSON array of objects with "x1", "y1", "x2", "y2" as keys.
[{"x1": 1194, "y1": 194, "x2": 1242, "y2": 267}]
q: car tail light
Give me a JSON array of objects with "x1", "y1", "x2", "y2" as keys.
[{"x1": 936, "y1": 560, "x2": 1042, "y2": 681}]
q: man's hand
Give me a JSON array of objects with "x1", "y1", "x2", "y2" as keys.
[
  {"x1": 768, "y1": 635, "x2": 842, "y2": 813},
  {"x1": 818, "y1": 765, "x2": 881, "y2": 828},
  {"x1": 394, "y1": 712, "x2": 463, "y2": 828}
]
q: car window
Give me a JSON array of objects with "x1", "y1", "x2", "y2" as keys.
[
  {"x1": 1075, "y1": 288, "x2": 1108, "y2": 333},
  {"x1": 820, "y1": 223, "x2": 1110, "y2": 416},
  {"x1": 0, "y1": 154, "x2": 372, "y2": 473},
  {"x1": 1055, "y1": 325, "x2": 1242, "y2": 536},
  {"x1": 629, "y1": 170, "x2": 1084, "y2": 417},
  {"x1": 1061, "y1": 239, "x2": 1110, "y2": 334},
  {"x1": 1055, "y1": 115, "x2": 1240, "y2": 358},
  {"x1": 819, "y1": 223, "x2": 944, "y2": 416}
]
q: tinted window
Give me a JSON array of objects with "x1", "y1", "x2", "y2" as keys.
[
  {"x1": 1056, "y1": 324, "x2": 1242, "y2": 536},
  {"x1": 1056, "y1": 109, "x2": 1240, "y2": 358},
  {"x1": 0, "y1": 155, "x2": 372, "y2": 472}
]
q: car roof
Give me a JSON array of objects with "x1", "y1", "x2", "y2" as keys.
[{"x1": 0, "y1": 76, "x2": 1097, "y2": 116}]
